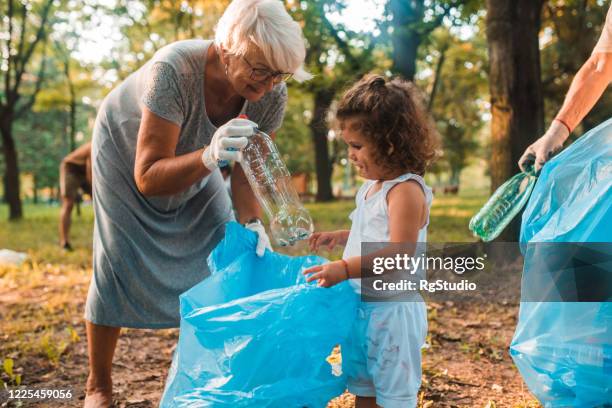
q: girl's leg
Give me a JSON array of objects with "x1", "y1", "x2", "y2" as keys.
[
  {"x1": 355, "y1": 396, "x2": 381, "y2": 408},
  {"x1": 84, "y1": 321, "x2": 121, "y2": 408}
]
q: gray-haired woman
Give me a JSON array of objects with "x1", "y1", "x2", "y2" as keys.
[{"x1": 84, "y1": 0, "x2": 311, "y2": 406}]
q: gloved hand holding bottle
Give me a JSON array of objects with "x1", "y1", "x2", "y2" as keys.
[
  {"x1": 201, "y1": 118, "x2": 258, "y2": 169},
  {"x1": 201, "y1": 117, "x2": 273, "y2": 257}
]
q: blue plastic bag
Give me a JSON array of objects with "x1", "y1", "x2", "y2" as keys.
[
  {"x1": 161, "y1": 222, "x2": 358, "y2": 407},
  {"x1": 510, "y1": 118, "x2": 612, "y2": 407}
]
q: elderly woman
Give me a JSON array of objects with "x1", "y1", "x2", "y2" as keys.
[{"x1": 83, "y1": 0, "x2": 310, "y2": 406}]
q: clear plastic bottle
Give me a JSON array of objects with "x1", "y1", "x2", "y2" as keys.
[
  {"x1": 469, "y1": 167, "x2": 537, "y2": 241},
  {"x1": 239, "y1": 120, "x2": 314, "y2": 247}
]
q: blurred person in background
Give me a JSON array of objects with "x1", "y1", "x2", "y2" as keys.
[{"x1": 59, "y1": 142, "x2": 92, "y2": 251}]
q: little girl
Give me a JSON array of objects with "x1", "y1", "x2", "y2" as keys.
[{"x1": 304, "y1": 74, "x2": 438, "y2": 408}]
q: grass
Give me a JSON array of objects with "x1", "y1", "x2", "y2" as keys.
[
  {"x1": 1, "y1": 203, "x2": 93, "y2": 387},
  {"x1": 0, "y1": 203, "x2": 94, "y2": 266}
]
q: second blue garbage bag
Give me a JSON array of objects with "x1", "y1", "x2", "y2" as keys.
[
  {"x1": 510, "y1": 118, "x2": 612, "y2": 407},
  {"x1": 161, "y1": 222, "x2": 358, "y2": 407}
]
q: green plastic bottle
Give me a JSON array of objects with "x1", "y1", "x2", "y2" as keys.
[{"x1": 469, "y1": 167, "x2": 537, "y2": 241}]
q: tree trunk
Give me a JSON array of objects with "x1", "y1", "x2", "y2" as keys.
[
  {"x1": 309, "y1": 88, "x2": 335, "y2": 202},
  {"x1": 428, "y1": 46, "x2": 447, "y2": 112},
  {"x1": 0, "y1": 115, "x2": 23, "y2": 220},
  {"x1": 68, "y1": 66, "x2": 77, "y2": 152},
  {"x1": 389, "y1": 0, "x2": 425, "y2": 81},
  {"x1": 450, "y1": 167, "x2": 461, "y2": 187},
  {"x1": 33, "y1": 174, "x2": 38, "y2": 204},
  {"x1": 486, "y1": 0, "x2": 545, "y2": 240}
]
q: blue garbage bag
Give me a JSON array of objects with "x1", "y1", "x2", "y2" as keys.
[
  {"x1": 161, "y1": 222, "x2": 358, "y2": 407},
  {"x1": 510, "y1": 118, "x2": 612, "y2": 407}
]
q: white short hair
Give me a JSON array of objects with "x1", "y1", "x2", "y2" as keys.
[{"x1": 215, "y1": 0, "x2": 312, "y2": 82}]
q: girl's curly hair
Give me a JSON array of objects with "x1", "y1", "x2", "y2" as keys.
[{"x1": 335, "y1": 74, "x2": 439, "y2": 176}]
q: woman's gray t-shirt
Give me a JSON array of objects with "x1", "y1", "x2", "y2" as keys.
[{"x1": 86, "y1": 39, "x2": 287, "y2": 328}]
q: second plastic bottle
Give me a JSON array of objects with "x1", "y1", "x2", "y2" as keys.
[{"x1": 469, "y1": 166, "x2": 537, "y2": 241}]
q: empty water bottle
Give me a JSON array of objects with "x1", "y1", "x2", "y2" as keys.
[
  {"x1": 239, "y1": 117, "x2": 314, "y2": 247},
  {"x1": 469, "y1": 166, "x2": 537, "y2": 241}
]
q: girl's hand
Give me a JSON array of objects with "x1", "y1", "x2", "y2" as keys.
[
  {"x1": 309, "y1": 231, "x2": 343, "y2": 252},
  {"x1": 303, "y1": 261, "x2": 348, "y2": 288}
]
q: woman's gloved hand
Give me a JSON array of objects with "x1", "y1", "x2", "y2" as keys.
[
  {"x1": 245, "y1": 219, "x2": 273, "y2": 257},
  {"x1": 202, "y1": 118, "x2": 258, "y2": 170},
  {"x1": 518, "y1": 120, "x2": 570, "y2": 174}
]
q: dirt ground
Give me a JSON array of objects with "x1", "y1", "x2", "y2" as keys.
[{"x1": 0, "y1": 261, "x2": 539, "y2": 408}]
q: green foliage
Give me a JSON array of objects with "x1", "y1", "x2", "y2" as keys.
[
  {"x1": 284, "y1": 0, "x2": 392, "y2": 197},
  {"x1": 13, "y1": 107, "x2": 94, "y2": 193},
  {"x1": 288, "y1": 0, "x2": 389, "y2": 95},
  {"x1": 277, "y1": 88, "x2": 315, "y2": 174},
  {"x1": 0, "y1": 0, "x2": 101, "y2": 203},
  {"x1": 2, "y1": 0, "x2": 604, "y2": 207},
  {"x1": 416, "y1": 21, "x2": 489, "y2": 185},
  {"x1": 104, "y1": 0, "x2": 229, "y2": 80}
]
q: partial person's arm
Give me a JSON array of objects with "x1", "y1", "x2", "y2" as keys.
[
  {"x1": 555, "y1": 52, "x2": 612, "y2": 132},
  {"x1": 135, "y1": 109, "x2": 255, "y2": 196},
  {"x1": 558, "y1": 4, "x2": 612, "y2": 130},
  {"x1": 519, "y1": 53, "x2": 612, "y2": 173},
  {"x1": 134, "y1": 108, "x2": 211, "y2": 196},
  {"x1": 519, "y1": 6, "x2": 612, "y2": 173},
  {"x1": 85, "y1": 157, "x2": 92, "y2": 187},
  {"x1": 63, "y1": 141, "x2": 92, "y2": 166}
]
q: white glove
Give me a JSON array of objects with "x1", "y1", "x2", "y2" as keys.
[
  {"x1": 245, "y1": 221, "x2": 272, "y2": 257},
  {"x1": 202, "y1": 118, "x2": 257, "y2": 170},
  {"x1": 518, "y1": 120, "x2": 570, "y2": 174}
]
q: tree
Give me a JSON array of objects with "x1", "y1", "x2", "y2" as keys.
[
  {"x1": 107, "y1": 0, "x2": 228, "y2": 81},
  {"x1": 16, "y1": 46, "x2": 97, "y2": 201},
  {"x1": 289, "y1": 0, "x2": 381, "y2": 201},
  {"x1": 386, "y1": 0, "x2": 480, "y2": 80},
  {"x1": 486, "y1": 0, "x2": 545, "y2": 240},
  {"x1": 14, "y1": 110, "x2": 66, "y2": 201},
  {"x1": 277, "y1": 88, "x2": 315, "y2": 176},
  {"x1": 0, "y1": 0, "x2": 55, "y2": 219},
  {"x1": 420, "y1": 26, "x2": 488, "y2": 189}
]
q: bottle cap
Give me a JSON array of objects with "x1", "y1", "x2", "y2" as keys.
[{"x1": 238, "y1": 113, "x2": 260, "y2": 134}]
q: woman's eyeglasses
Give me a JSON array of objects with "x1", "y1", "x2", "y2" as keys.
[{"x1": 243, "y1": 57, "x2": 293, "y2": 84}]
